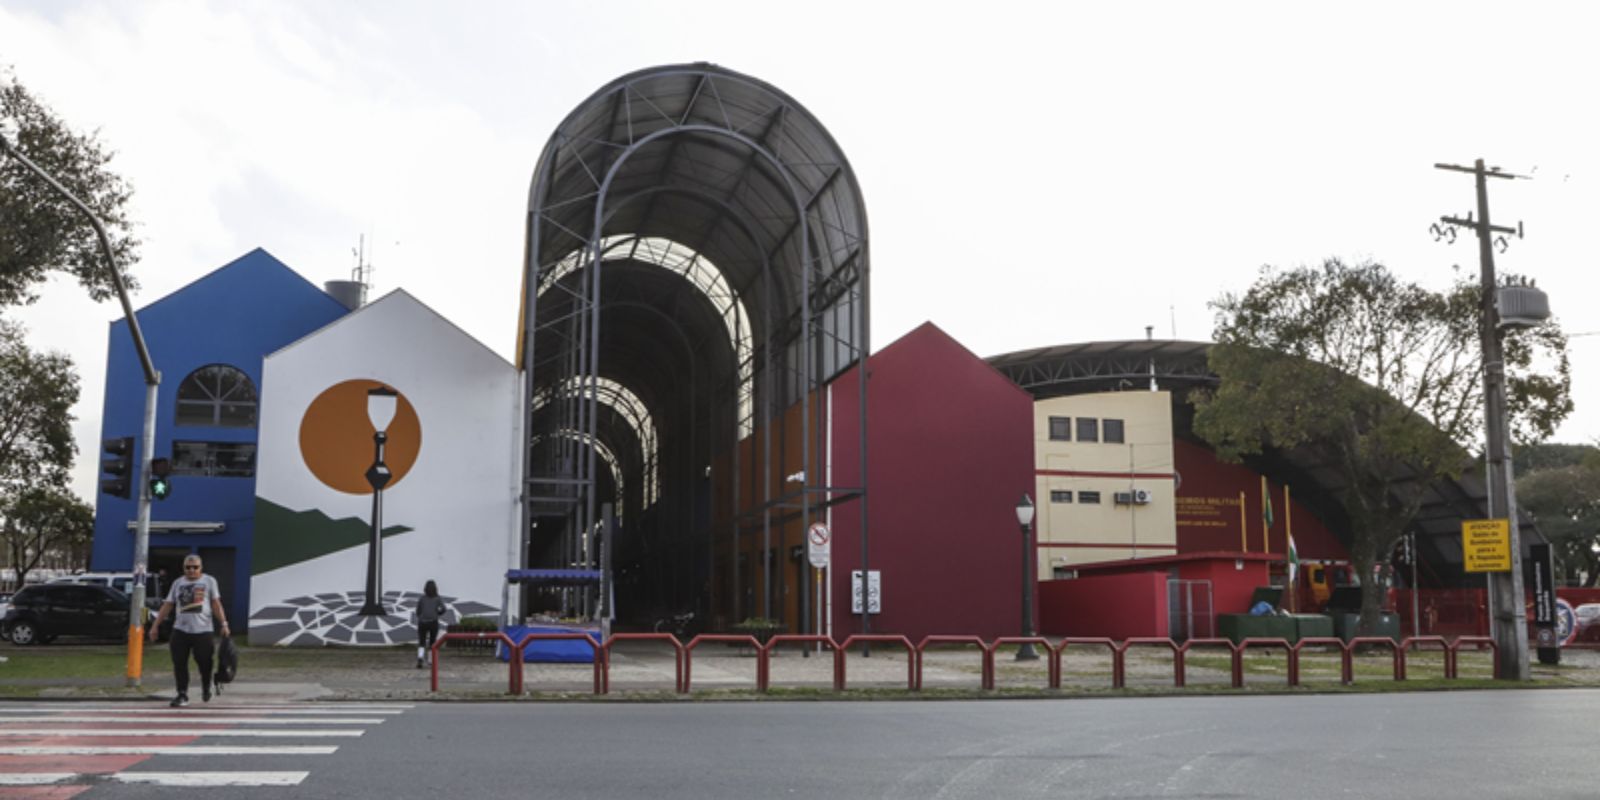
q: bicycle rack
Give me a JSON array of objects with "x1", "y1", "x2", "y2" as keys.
[
  {"x1": 430, "y1": 631, "x2": 517, "y2": 694},
  {"x1": 682, "y1": 634, "x2": 763, "y2": 693},
  {"x1": 1057, "y1": 637, "x2": 1119, "y2": 688},
  {"x1": 916, "y1": 636, "x2": 993, "y2": 691},
  {"x1": 1290, "y1": 637, "x2": 1349, "y2": 686},
  {"x1": 1116, "y1": 638, "x2": 1181, "y2": 688},
  {"x1": 601, "y1": 633, "x2": 687, "y2": 694},
  {"x1": 513, "y1": 632, "x2": 603, "y2": 695},
  {"x1": 762, "y1": 635, "x2": 841, "y2": 692},
  {"x1": 991, "y1": 637, "x2": 1058, "y2": 690},
  {"x1": 838, "y1": 635, "x2": 916, "y2": 691}
]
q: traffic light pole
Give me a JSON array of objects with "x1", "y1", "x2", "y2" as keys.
[{"x1": 0, "y1": 135, "x2": 161, "y2": 687}]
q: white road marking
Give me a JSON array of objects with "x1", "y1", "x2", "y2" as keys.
[
  {"x1": 0, "y1": 773, "x2": 76, "y2": 785},
  {"x1": 0, "y1": 715, "x2": 383, "y2": 724},
  {"x1": 112, "y1": 771, "x2": 310, "y2": 786},
  {"x1": 0, "y1": 745, "x2": 337, "y2": 756},
  {"x1": 0, "y1": 728, "x2": 363, "y2": 737}
]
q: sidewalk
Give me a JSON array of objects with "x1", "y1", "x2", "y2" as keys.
[{"x1": 5, "y1": 641, "x2": 1599, "y2": 701}]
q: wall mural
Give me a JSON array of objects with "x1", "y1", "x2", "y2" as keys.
[{"x1": 249, "y1": 378, "x2": 497, "y2": 645}]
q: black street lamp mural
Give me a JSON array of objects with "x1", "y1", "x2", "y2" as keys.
[{"x1": 360, "y1": 385, "x2": 398, "y2": 616}]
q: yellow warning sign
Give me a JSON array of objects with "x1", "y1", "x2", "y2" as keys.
[{"x1": 1462, "y1": 519, "x2": 1511, "y2": 573}]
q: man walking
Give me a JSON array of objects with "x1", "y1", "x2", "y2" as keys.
[{"x1": 148, "y1": 554, "x2": 230, "y2": 707}]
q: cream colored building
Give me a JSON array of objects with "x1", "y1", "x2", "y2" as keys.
[{"x1": 1033, "y1": 391, "x2": 1177, "y2": 576}]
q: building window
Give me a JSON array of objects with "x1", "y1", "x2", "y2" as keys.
[
  {"x1": 1076, "y1": 417, "x2": 1099, "y2": 443},
  {"x1": 1048, "y1": 416, "x2": 1071, "y2": 441},
  {"x1": 172, "y1": 441, "x2": 257, "y2": 478},
  {"x1": 1103, "y1": 418, "x2": 1125, "y2": 444},
  {"x1": 1079, "y1": 490, "x2": 1102, "y2": 504},
  {"x1": 1050, "y1": 490, "x2": 1073, "y2": 503},
  {"x1": 175, "y1": 365, "x2": 258, "y2": 428}
]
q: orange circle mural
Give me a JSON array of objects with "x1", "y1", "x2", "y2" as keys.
[{"x1": 299, "y1": 380, "x2": 422, "y2": 495}]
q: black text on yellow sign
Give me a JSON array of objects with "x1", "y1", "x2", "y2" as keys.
[{"x1": 1462, "y1": 519, "x2": 1511, "y2": 573}]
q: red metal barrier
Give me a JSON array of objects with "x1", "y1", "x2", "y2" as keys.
[
  {"x1": 682, "y1": 634, "x2": 763, "y2": 693},
  {"x1": 1448, "y1": 636, "x2": 1500, "y2": 680},
  {"x1": 839, "y1": 635, "x2": 916, "y2": 691},
  {"x1": 1291, "y1": 637, "x2": 1350, "y2": 685},
  {"x1": 992, "y1": 637, "x2": 1059, "y2": 690},
  {"x1": 1116, "y1": 638, "x2": 1181, "y2": 688},
  {"x1": 1176, "y1": 638, "x2": 1239, "y2": 688},
  {"x1": 430, "y1": 631, "x2": 518, "y2": 694},
  {"x1": 602, "y1": 633, "x2": 687, "y2": 694},
  {"x1": 917, "y1": 636, "x2": 993, "y2": 691},
  {"x1": 1346, "y1": 636, "x2": 1402, "y2": 683},
  {"x1": 1400, "y1": 636, "x2": 1450, "y2": 681},
  {"x1": 1236, "y1": 638, "x2": 1293, "y2": 688},
  {"x1": 762, "y1": 635, "x2": 841, "y2": 692},
  {"x1": 513, "y1": 632, "x2": 604, "y2": 695},
  {"x1": 1056, "y1": 637, "x2": 1120, "y2": 688}
]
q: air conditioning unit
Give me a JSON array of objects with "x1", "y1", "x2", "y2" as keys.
[
  {"x1": 1113, "y1": 491, "x2": 1134, "y2": 505},
  {"x1": 1133, "y1": 489, "x2": 1153, "y2": 505}
]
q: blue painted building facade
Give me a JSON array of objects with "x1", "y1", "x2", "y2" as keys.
[{"x1": 92, "y1": 249, "x2": 350, "y2": 629}]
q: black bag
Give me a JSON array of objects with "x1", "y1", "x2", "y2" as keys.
[{"x1": 214, "y1": 635, "x2": 239, "y2": 692}]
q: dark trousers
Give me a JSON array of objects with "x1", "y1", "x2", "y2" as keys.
[
  {"x1": 418, "y1": 621, "x2": 440, "y2": 653},
  {"x1": 170, "y1": 630, "x2": 215, "y2": 696}
]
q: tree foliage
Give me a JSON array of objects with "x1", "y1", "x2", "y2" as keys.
[
  {"x1": 1, "y1": 487, "x2": 93, "y2": 585},
  {"x1": 1517, "y1": 445, "x2": 1600, "y2": 586},
  {"x1": 0, "y1": 319, "x2": 77, "y2": 497},
  {"x1": 1192, "y1": 258, "x2": 1572, "y2": 631},
  {"x1": 0, "y1": 68, "x2": 139, "y2": 305}
]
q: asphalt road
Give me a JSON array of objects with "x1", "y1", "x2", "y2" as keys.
[{"x1": 26, "y1": 690, "x2": 1600, "y2": 798}]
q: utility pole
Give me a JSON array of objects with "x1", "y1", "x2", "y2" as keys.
[{"x1": 1433, "y1": 158, "x2": 1530, "y2": 680}]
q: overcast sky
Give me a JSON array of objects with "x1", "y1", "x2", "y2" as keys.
[{"x1": 2, "y1": 0, "x2": 1597, "y2": 501}]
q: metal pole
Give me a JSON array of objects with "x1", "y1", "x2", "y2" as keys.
[
  {"x1": 1017, "y1": 514, "x2": 1038, "y2": 661},
  {"x1": 0, "y1": 134, "x2": 159, "y2": 687}
]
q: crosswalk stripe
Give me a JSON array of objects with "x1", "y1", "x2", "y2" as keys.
[
  {"x1": 0, "y1": 773, "x2": 76, "y2": 785},
  {"x1": 112, "y1": 771, "x2": 310, "y2": 786},
  {"x1": 0, "y1": 745, "x2": 337, "y2": 756},
  {"x1": 0, "y1": 728, "x2": 363, "y2": 738},
  {"x1": 0, "y1": 707, "x2": 405, "y2": 715},
  {"x1": 0, "y1": 716, "x2": 383, "y2": 724}
]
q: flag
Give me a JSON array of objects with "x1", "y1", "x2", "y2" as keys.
[
  {"x1": 1262, "y1": 481, "x2": 1275, "y2": 530},
  {"x1": 1286, "y1": 533, "x2": 1300, "y2": 586}
]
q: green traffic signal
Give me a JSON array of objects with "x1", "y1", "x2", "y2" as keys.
[{"x1": 149, "y1": 475, "x2": 171, "y2": 500}]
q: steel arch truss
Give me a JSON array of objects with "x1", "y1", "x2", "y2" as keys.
[{"x1": 519, "y1": 64, "x2": 870, "y2": 627}]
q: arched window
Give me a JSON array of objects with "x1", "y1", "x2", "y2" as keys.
[{"x1": 175, "y1": 365, "x2": 258, "y2": 428}]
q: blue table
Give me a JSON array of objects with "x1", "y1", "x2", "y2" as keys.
[{"x1": 497, "y1": 625, "x2": 603, "y2": 664}]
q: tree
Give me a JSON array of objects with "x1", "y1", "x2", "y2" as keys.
[
  {"x1": 0, "y1": 318, "x2": 77, "y2": 498},
  {"x1": 1, "y1": 487, "x2": 93, "y2": 586},
  {"x1": 0, "y1": 68, "x2": 139, "y2": 306},
  {"x1": 1517, "y1": 445, "x2": 1600, "y2": 585},
  {"x1": 1192, "y1": 259, "x2": 1571, "y2": 633}
]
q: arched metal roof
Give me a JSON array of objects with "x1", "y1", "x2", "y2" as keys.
[
  {"x1": 988, "y1": 339, "x2": 1540, "y2": 585},
  {"x1": 517, "y1": 64, "x2": 871, "y2": 625}
]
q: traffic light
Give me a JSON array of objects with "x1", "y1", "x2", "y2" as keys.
[
  {"x1": 100, "y1": 436, "x2": 134, "y2": 499},
  {"x1": 149, "y1": 457, "x2": 172, "y2": 501}
]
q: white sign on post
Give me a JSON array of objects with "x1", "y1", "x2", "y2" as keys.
[
  {"x1": 807, "y1": 522, "x2": 831, "y2": 568},
  {"x1": 851, "y1": 569, "x2": 881, "y2": 614}
]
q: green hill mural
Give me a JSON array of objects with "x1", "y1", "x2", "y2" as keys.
[{"x1": 253, "y1": 497, "x2": 414, "y2": 575}]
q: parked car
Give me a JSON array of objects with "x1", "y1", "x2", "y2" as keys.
[
  {"x1": 0, "y1": 592, "x2": 11, "y2": 621},
  {"x1": 1574, "y1": 603, "x2": 1600, "y2": 644},
  {"x1": 2, "y1": 584, "x2": 170, "y2": 645},
  {"x1": 49, "y1": 572, "x2": 161, "y2": 598}
]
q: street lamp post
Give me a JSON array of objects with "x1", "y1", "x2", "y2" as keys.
[
  {"x1": 1016, "y1": 493, "x2": 1039, "y2": 661},
  {"x1": 0, "y1": 133, "x2": 160, "y2": 687},
  {"x1": 360, "y1": 386, "x2": 398, "y2": 616}
]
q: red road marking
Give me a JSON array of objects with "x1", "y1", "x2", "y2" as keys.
[
  {"x1": 0, "y1": 755, "x2": 148, "y2": 773},
  {"x1": 0, "y1": 787, "x2": 92, "y2": 799}
]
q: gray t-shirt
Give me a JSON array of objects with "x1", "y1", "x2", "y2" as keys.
[{"x1": 165, "y1": 574, "x2": 221, "y2": 635}]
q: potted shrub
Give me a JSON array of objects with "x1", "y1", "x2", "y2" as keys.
[
  {"x1": 446, "y1": 616, "x2": 499, "y2": 652},
  {"x1": 731, "y1": 617, "x2": 784, "y2": 648}
]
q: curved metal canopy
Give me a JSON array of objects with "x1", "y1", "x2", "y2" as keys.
[
  {"x1": 988, "y1": 339, "x2": 1540, "y2": 586},
  {"x1": 518, "y1": 63, "x2": 871, "y2": 625}
]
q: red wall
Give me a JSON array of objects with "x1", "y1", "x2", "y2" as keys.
[
  {"x1": 1039, "y1": 573, "x2": 1168, "y2": 638},
  {"x1": 1173, "y1": 439, "x2": 1345, "y2": 561},
  {"x1": 1175, "y1": 556, "x2": 1273, "y2": 617},
  {"x1": 829, "y1": 322, "x2": 1034, "y2": 641}
]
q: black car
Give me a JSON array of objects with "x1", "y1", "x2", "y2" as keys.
[{"x1": 2, "y1": 583, "x2": 170, "y2": 645}]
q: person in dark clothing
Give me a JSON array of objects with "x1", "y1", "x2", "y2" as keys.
[
  {"x1": 148, "y1": 554, "x2": 230, "y2": 707},
  {"x1": 416, "y1": 579, "x2": 446, "y2": 668}
]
